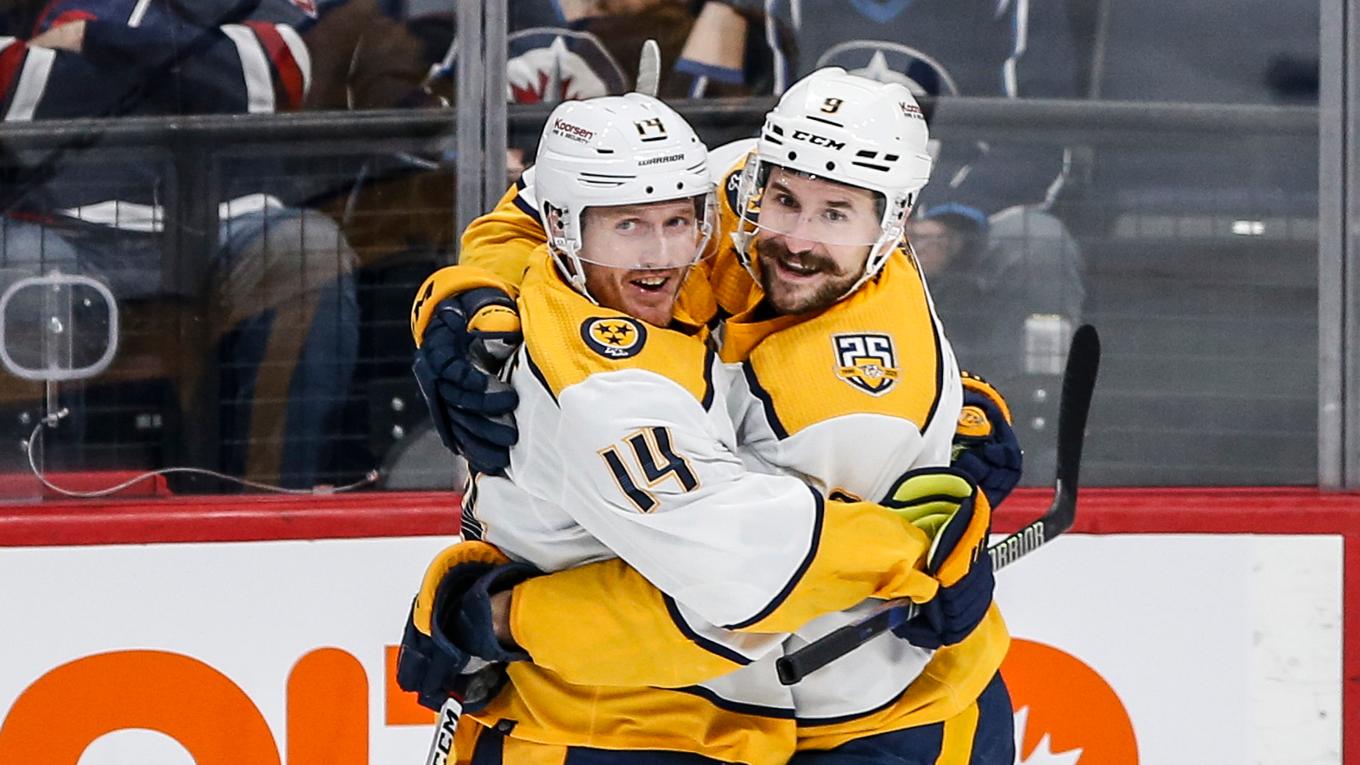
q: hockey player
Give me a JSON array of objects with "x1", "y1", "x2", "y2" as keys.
[
  {"x1": 398, "y1": 90, "x2": 996, "y2": 763},
  {"x1": 406, "y1": 70, "x2": 1016, "y2": 762}
]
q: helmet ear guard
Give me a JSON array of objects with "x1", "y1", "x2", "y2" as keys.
[
  {"x1": 729, "y1": 153, "x2": 764, "y2": 276},
  {"x1": 542, "y1": 201, "x2": 590, "y2": 296}
]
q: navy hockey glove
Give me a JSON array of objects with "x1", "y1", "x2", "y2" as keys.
[
  {"x1": 412, "y1": 287, "x2": 522, "y2": 475},
  {"x1": 452, "y1": 561, "x2": 541, "y2": 664},
  {"x1": 951, "y1": 372, "x2": 1023, "y2": 508},
  {"x1": 883, "y1": 470, "x2": 995, "y2": 650},
  {"x1": 396, "y1": 541, "x2": 514, "y2": 712}
]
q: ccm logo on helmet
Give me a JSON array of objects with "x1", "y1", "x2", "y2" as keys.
[
  {"x1": 553, "y1": 119, "x2": 595, "y2": 143},
  {"x1": 791, "y1": 130, "x2": 846, "y2": 151}
]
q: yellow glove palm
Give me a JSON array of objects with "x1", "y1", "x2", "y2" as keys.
[
  {"x1": 881, "y1": 469, "x2": 975, "y2": 539},
  {"x1": 880, "y1": 468, "x2": 990, "y2": 586}
]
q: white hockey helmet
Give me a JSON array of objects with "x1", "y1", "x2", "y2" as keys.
[
  {"x1": 534, "y1": 93, "x2": 716, "y2": 300},
  {"x1": 734, "y1": 67, "x2": 933, "y2": 295}
]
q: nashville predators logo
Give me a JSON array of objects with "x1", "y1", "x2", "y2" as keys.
[
  {"x1": 833, "y1": 333, "x2": 900, "y2": 396},
  {"x1": 582, "y1": 317, "x2": 648, "y2": 359},
  {"x1": 956, "y1": 404, "x2": 992, "y2": 440}
]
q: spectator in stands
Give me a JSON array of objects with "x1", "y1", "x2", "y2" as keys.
[
  {"x1": 408, "y1": 0, "x2": 785, "y2": 104},
  {"x1": 280, "y1": 0, "x2": 792, "y2": 486},
  {"x1": 910, "y1": 203, "x2": 1084, "y2": 482},
  {"x1": 302, "y1": 0, "x2": 433, "y2": 111},
  {"x1": 0, "y1": 0, "x2": 360, "y2": 490},
  {"x1": 675, "y1": 0, "x2": 1081, "y2": 214}
]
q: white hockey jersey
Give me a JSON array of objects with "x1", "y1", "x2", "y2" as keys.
[
  {"x1": 450, "y1": 249, "x2": 948, "y2": 764},
  {"x1": 415, "y1": 144, "x2": 1010, "y2": 755}
]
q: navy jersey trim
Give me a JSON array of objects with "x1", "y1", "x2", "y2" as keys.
[
  {"x1": 670, "y1": 685, "x2": 796, "y2": 720},
  {"x1": 921, "y1": 313, "x2": 945, "y2": 435},
  {"x1": 917, "y1": 274, "x2": 946, "y2": 436},
  {"x1": 701, "y1": 348, "x2": 716, "y2": 411},
  {"x1": 662, "y1": 594, "x2": 753, "y2": 667},
  {"x1": 460, "y1": 475, "x2": 485, "y2": 539},
  {"x1": 742, "y1": 361, "x2": 789, "y2": 440},
  {"x1": 524, "y1": 350, "x2": 558, "y2": 405},
  {"x1": 512, "y1": 177, "x2": 538, "y2": 219},
  {"x1": 722, "y1": 485, "x2": 824, "y2": 630}
]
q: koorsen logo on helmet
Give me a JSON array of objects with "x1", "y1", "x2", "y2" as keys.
[{"x1": 552, "y1": 119, "x2": 595, "y2": 144}]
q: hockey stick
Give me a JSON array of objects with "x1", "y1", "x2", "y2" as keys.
[
  {"x1": 635, "y1": 39, "x2": 662, "y2": 97},
  {"x1": 425, "y1": 697, "x2": 462, "y2": 765},
  {"x1": 422, "y1": 660, "x2": 505, "y2": 764},
  {"x1": 775, "y1": 324, "x2": 1101, "y2": 686}
]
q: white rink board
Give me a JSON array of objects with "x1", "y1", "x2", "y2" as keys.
[
  {"x1": 0, "y1": 534, "x2": 1344, "y2": 764},
  {"x1": 994, "y1": 534, "x2": 1343, "y2": 765}
]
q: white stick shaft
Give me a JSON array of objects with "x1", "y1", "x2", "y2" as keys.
[{"x1": 424, "y1": 697, "x2": 463, "y2": 765}]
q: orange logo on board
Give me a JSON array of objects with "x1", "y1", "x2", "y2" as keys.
[{"x1": 1002, "y1": 639, "x2": 1139, "y2": 764}]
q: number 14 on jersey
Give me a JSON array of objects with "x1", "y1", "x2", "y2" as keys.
[{"x1": 598, "y1": 426, "x2": 699, "y2": 512}]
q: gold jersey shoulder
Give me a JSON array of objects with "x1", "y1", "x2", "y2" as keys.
[
  {"x1": 723, "y1": 253, "x2": 945, "y2": 438},
  {"x1": 519, "y1": 248, "x2": 713, "y2": 404}
]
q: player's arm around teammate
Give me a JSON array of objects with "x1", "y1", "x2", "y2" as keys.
[
  {"x1": 404, "y1": 70, "x2": 1012, "y2": 705},
  {"x1": 399, "y1": 92, "x2": 993, "y2": 765}
]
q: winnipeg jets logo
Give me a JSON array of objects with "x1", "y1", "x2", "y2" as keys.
[
  {"x1": 817, "y1": 45, "x2": 960, "y2": 98},
  {"x1": 506, "y1": 33, "x2": 623, "y2": 103},
  {"x1": 833, "y1": 333, "x2": 899, "y2": 396},
  {"x1": 289, "y1": 0, "x2": 318, "y2": 17}
]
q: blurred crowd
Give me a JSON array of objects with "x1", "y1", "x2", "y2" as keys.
[{"x1": 0, "y1": 0, "x2": 1319, "y2": 492}]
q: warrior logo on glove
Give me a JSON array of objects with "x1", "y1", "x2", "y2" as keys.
[{"x1": 833, "y1": 333, "x2": 900, "y2": 396}]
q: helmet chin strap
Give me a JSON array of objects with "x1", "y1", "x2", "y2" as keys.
[
  {"x1": 549, "y1": 236, "x2": 601, "y2": 306},
  {"x1": 837, "y1": 229, "x2": 903, "y2": 300},
  {"x1": 837, "y1": 189, "x2": 914, "y2": 298}
]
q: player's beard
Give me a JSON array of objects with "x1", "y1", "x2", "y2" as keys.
[{"x1": 755, "y1": 237, "x2": 860, "y2": 316}]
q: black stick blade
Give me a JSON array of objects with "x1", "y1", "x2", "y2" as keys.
[
  {"x1": 1056, "y1": 325, "x2": 1100, "y2": 489},
  {"x1": 1046, "y1": 324, "x2": 1100, "y2": 536}
]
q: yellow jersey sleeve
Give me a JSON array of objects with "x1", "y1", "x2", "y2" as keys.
[
  {"x1": 407, "y1": 179, "x2": 543, "y2": 346},
  {"x1": 508, "y1": 496, "x2": 941, "y2": 688},
  {"x1": 459, "y1": 178, "x2": 547, "y2": 284},
  {"x1": 409, "y1": 264, "x2": 519, "y2": 347}
]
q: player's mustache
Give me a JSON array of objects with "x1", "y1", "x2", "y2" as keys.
[{"x1": 756, "y1": 238, "x2": 841, "y2": 275}]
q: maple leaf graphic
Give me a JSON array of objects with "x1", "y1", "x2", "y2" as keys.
[{"x1": 1014, "y1": 707, "x2": 1084, "y2": 765}]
